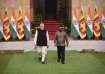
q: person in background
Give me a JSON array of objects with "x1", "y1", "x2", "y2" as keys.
[
  {"x1": 34, "y1": 22, "x2": 49, "y2": 64},
  {"x1": 54, "y1": 26, "x2": 69, "y2": 64}
]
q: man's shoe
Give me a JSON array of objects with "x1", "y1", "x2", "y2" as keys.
[
  {"x1": 57, "y1": 59, "x2": 60, "y2": 63},
  {"x1": 38, "y1": 57, "x2": 41, "y2": 62},
  {"x1": 61, "y1": 62, "x2": 65, "y2": 64},
  {"x1": 42, "y1": 61, "x2": 45, "y2": 64}
]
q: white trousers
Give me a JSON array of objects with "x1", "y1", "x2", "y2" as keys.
[{"x1": 36, "y1": 46, "x2": 47, "y2": 62}]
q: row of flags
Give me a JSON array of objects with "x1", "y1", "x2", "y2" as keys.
[
  {"x1": 0, "y1": 8, "x2": 30, "y2": 41},
  {"x1": 71, "y1": 7, "x2": 105, "y2": 40}
]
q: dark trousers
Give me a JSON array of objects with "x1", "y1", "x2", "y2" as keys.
[{"x1": 57, "y1": 46, "x2": 65, "y2": 63}]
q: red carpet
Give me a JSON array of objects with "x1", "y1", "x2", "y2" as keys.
[{"x1": 43, "y1": 20, "x2": 59, "y2": 40}]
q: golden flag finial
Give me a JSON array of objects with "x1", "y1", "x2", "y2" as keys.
[
  {"x1": 19, "y1": 7, "x2": 22, "y2": 15},
  {"x1": 5, "y1": 8, "x2": 8, "y2": 15}
]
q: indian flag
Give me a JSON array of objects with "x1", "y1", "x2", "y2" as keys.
[
  {"x1": 93, "y1": 7, "x2": 101, "y2": 38},
  {"x1": 101, "y1": 8, "x2": 105, "y2": 39},
  {"x1": 24, "y1": 9, "x2": 30, "y2": 40},
  {"x1": 0, "y1": 19, "x2": 3, "y2": 40},
  {"x1": 86, "y1": 6, "x2": 93, "y2": 39},
  {"x1": 71, "y1": 15, "x2": 79, "y2": 38},
  {"x1": 3, "y1": 9, "x2": 10, "y2": 41},
  {"x1": 10, "y1": 8, "x2": 17, "y2": 40},
  {"x1": 10, "y1": 16, "x2": 17, "y2": 40},
  {"x1": 17, "y1": 9, "x2": 24, "y2": 40},
  {"x1": 0, "y1": 10, "x2": 3, "y2": 40},
  {"x1": 79, "y1": 8, "x2": 86, "y2": 39}
]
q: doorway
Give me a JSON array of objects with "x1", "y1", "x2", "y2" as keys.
[{"x1": 45, "y1": 0, "x2": 57, "y2": 20}]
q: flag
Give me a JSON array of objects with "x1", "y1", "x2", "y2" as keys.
[
  {"x1": 86, "y1": 6, "x2": 93, "y2": 39},
  {"x1": 17, "y1": 8, "x2": 24, "y2": 40},
  {"x1": 79, "y1": 8, "x2": 86, "y2": 39},
  {"x1": 93, "y1": 7, "x2": 101, "y2": 38},
  {"x1": 24, "y1": 9, "x2": 30, "y2": 40},
  {"x1": 0, "y1": 19, "x2": 3, "y2": 40},
  {"x1": 10, "y1": 9, "x2": 17, "y2": 40},
  {"x1": 101, "y1": 7, "x2": 105, "y2": 38},
  {"x1": 0, "y1": 10, "x2": 3, "y2": 40},
  {"x1": 71, "y1": 15, "x2": 79, "y2": 38},
  {"x1": 3, "y1": 9, "x2": 10, "y2": 41}
]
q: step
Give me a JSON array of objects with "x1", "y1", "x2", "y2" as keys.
[
  {"x1": 43, "y1": 20, "x2": 59, "y2": 40},
  {"x1": 45, "y1": 26, "x2": 59, "y2": 28},
  {"x1": 43, "y1": 20, "x2": 59, "y2": 23},
  {"x1": 45, "y1": 27, "x2": 59, "y2": 29},
  {"x1": 48, "y1": 32, "x2": 56, "y2": 34},
  {"x1": 46, "y1": 29, "x2": 58, "y2": 31}
]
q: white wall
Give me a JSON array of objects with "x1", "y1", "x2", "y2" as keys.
[{"x1": 0, "y1": 40, "x2": 105, "y2": 52}]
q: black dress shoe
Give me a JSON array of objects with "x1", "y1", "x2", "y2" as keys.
[
  {"x1": 61, "y1": 62, "x2": 65, "y2": 64},
  {"x1": 38, "y1": 57, "x2": 41, "y2": 62},
  {"x1": 42, "y1": 61, "x2": 45, "y2": 64},
  {"x1": 57, "y1": 59, "x2": 60, "y2": 63}
]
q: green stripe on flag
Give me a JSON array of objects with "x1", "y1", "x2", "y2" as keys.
[
  {"x1": 101, "y1": 25, "x2": 105, "y2": 38},
  {"x1": 71, "y1": 24, "x2": 79, "y2": 38},
  {"x1": 86, "y1": 24, "x2": 93, "y2": 39}
]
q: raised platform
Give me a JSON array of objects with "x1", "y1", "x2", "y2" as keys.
[{"x1": 0, "y1": 40, "x2": 105, "y2": 52}]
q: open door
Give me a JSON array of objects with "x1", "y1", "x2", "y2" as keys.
[{"x1": 45, "y1": 0, "x2": 57, "y2": 20}]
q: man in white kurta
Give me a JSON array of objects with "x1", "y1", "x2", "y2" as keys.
[{"x1": 34, "y1": 22, "x2": 49, "y2": 64}]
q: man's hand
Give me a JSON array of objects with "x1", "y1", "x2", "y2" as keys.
[
  {"x1": 65, "y1": 43, "x2": 69, "y2": 47},
  {"x1": 34, "y1": 45, "x2": 37, "y2": 49},
  {"x1": 54, "y1": 43, "x2": 57, "y2": 47},
  {"x1": 47, "y1": 45, "x2": 49, "y2": 48}
]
